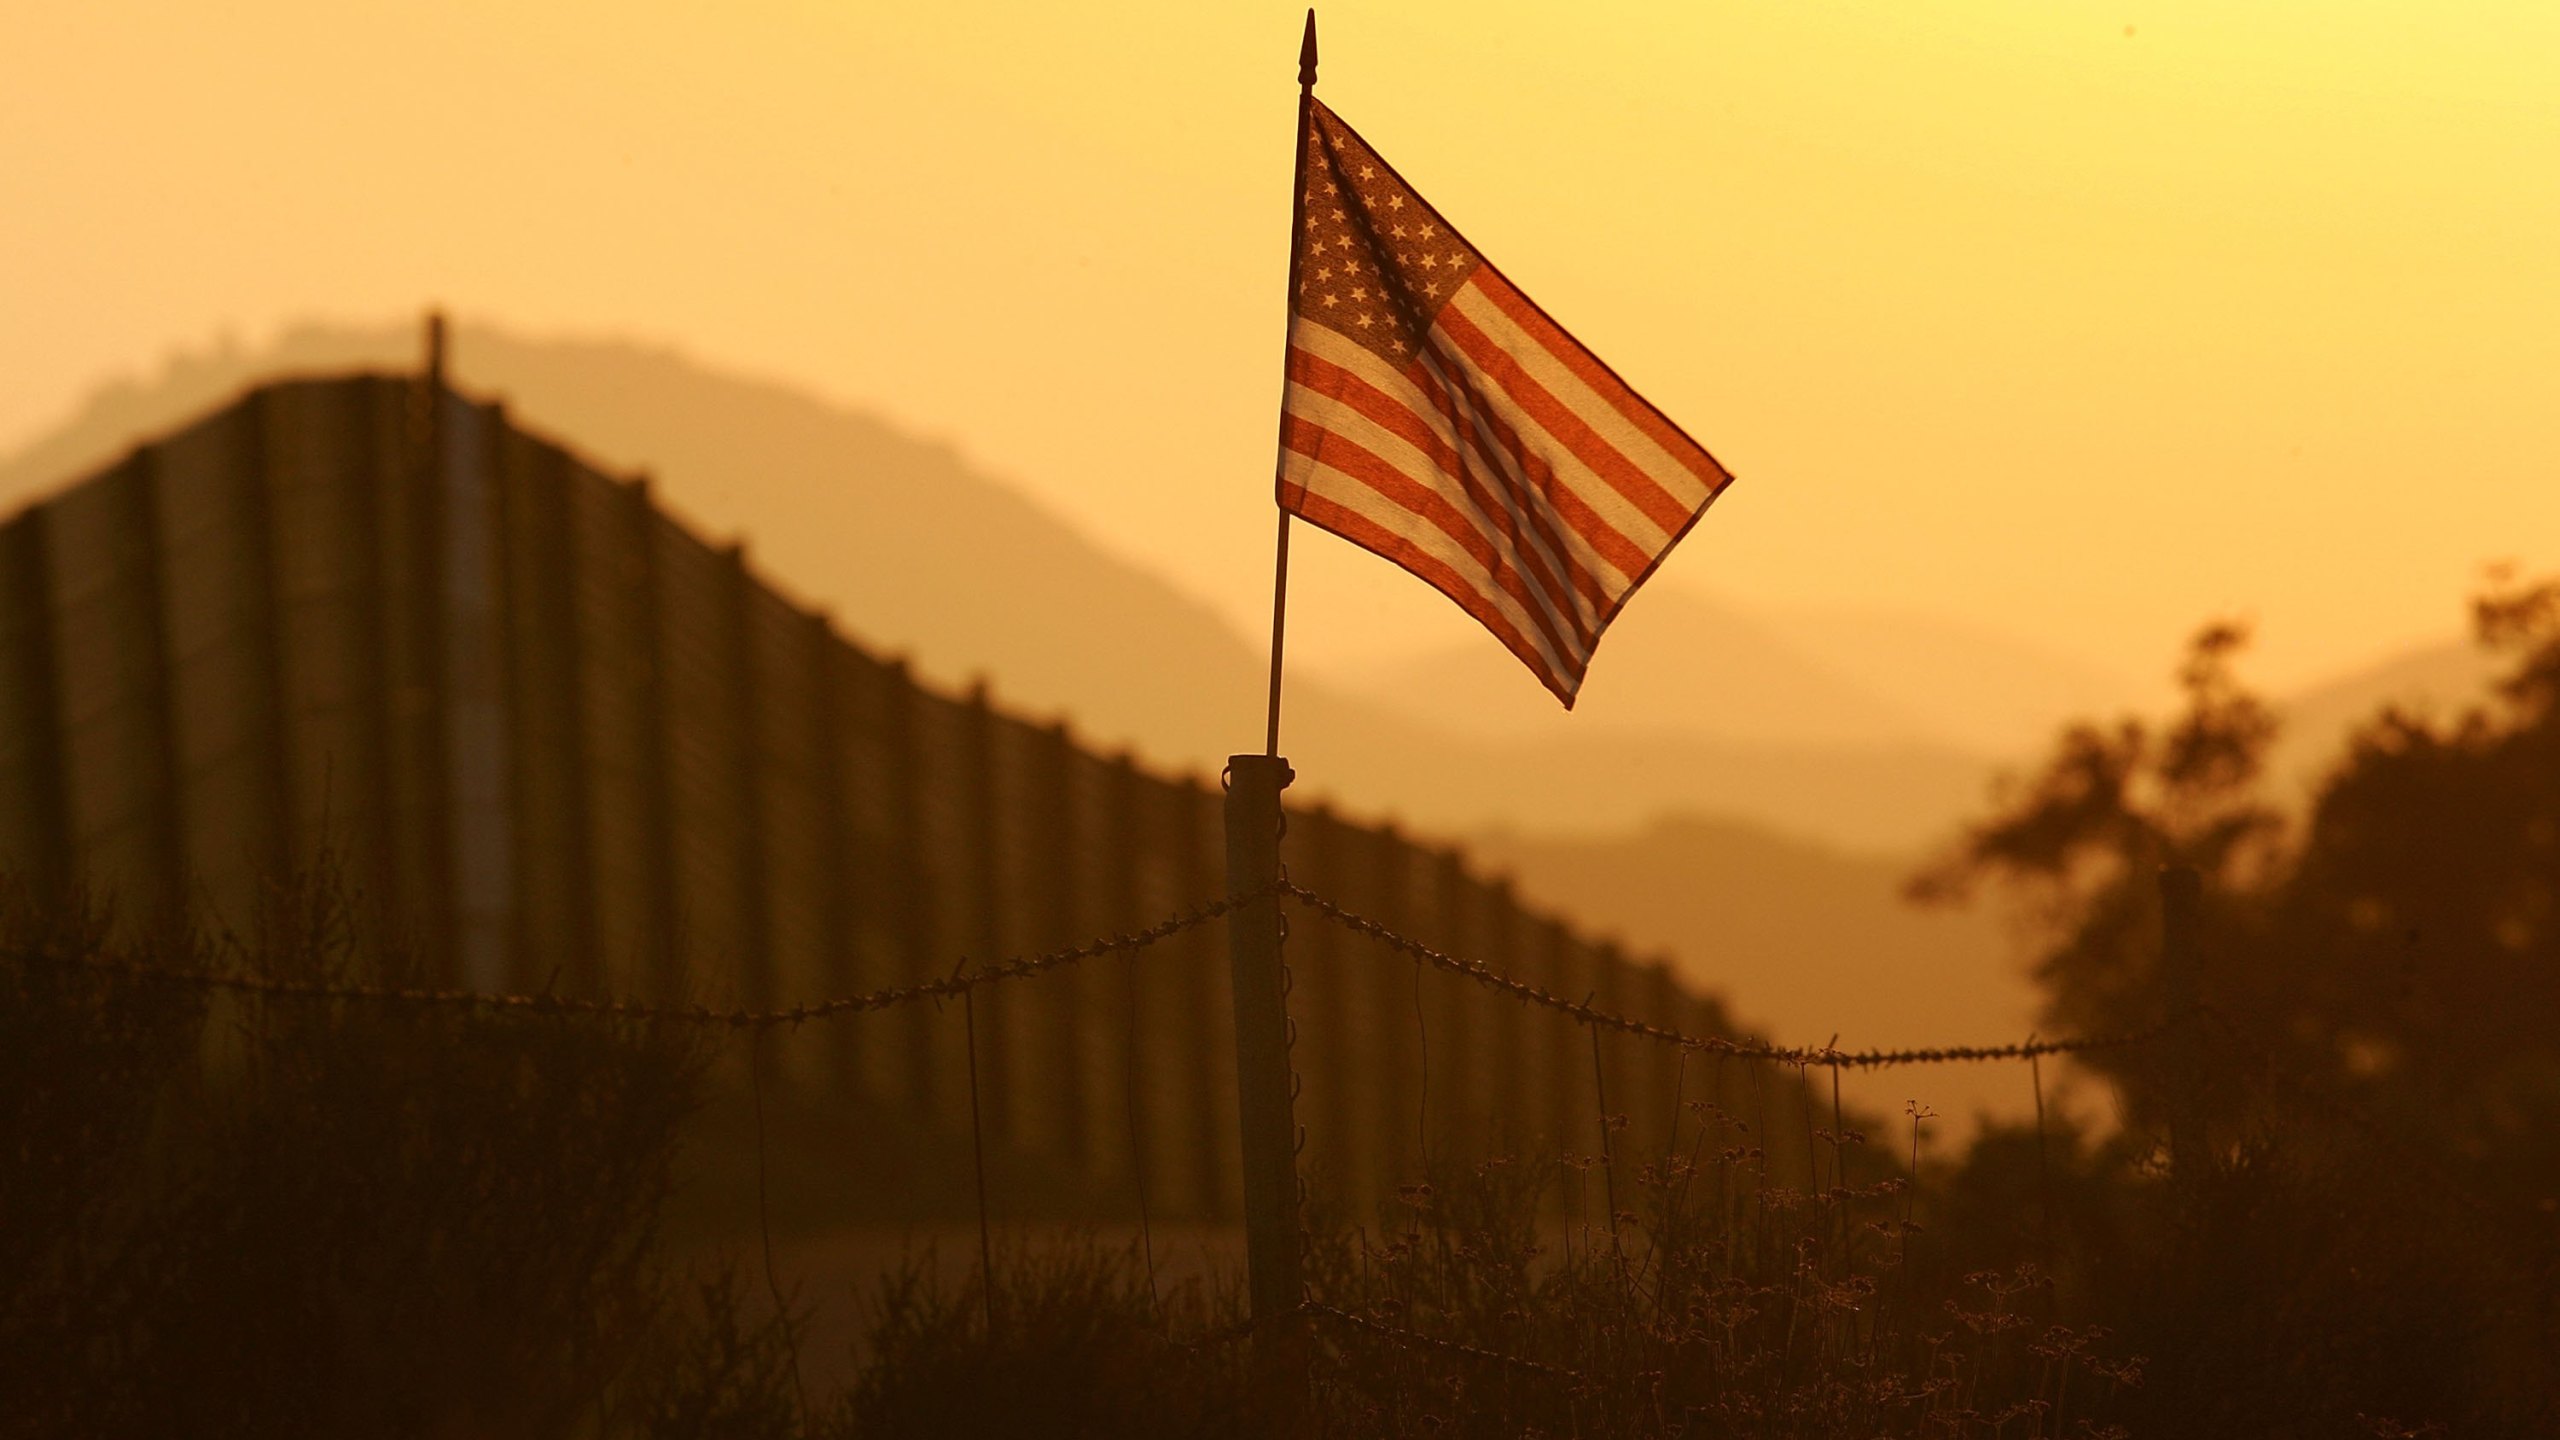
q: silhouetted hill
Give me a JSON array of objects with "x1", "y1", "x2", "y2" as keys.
[{"x1": 1, "y1": 319, "x2": 1999, "y2": 852}]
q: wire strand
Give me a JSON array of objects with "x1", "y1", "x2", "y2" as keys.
[{"x1": 1281, "y1": 882, "x2": 2179, "y2": 1069}]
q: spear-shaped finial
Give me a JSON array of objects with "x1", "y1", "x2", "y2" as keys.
[{"x1": 1298, "y1": 10, "x2": 1318, "y2": 90}]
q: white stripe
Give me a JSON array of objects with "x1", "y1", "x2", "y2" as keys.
[
  {"x1": 1284, "y1": 374, "x2": 1588, "y2": 653},
  {"x1": 1292, "y1": 320, "x2": 1607, "y2": 632},
  {"x1": 1282, "y1": 442, "x2": 1583, "y2": 681}
]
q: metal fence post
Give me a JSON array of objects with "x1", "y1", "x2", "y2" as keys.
[{"x1": 1221, "y1": 753, "x2": 1305, "y2": 1388}]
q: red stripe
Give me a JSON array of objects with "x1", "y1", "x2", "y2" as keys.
[
  {"x1": 1409, "y1": 343, "x2": 1655, "y2": 594},
  {"x1": 1280, "y1": 412, "x2": 1585, "y2": 669},
  {"x1": 1434, "y1": 293, "x2": 1697, "y2": 536},
  {"x1": 1471, "y1": 270, "x2": 1733, "y2": 493},
  {"x1": 1287, "y1": 345, "x2": 1594, "y2": 644},
  {"x1": 1281, "y1": 479, "x2": 1584, "y2": 707}
]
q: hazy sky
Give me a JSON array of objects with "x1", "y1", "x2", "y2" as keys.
[{"x1": 5, "y1": 1, "x2": 2553, "y2": 695}]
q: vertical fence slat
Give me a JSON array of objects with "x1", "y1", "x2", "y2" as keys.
[
  {"x1": 884, "y1": 660, "x2": 938, "y2": 1121},
  {"x1": 808, "y1": 614, "x2": 857, "y2": 1094},
  {"x1": 1366, "y1": 823, "x2": 1419, "y2": 1192},
  {"x1": 0, "y1": 509, "x2": 70, "y2": 896},
  {"x1": 959, "y1": 683, "x2": 1012, "y2": 1147},
  {"x1": 1176, "y1": 775, "x2": 1234, "y2": 1219},
  {"x1": 620, "y1": 478, "x2": 681, "y2": 999},
  {"x1": 1032, "y1": 721, "x2": 1089, "y2": 1179},
  {"x1": 722, "y1": 545, "x2": 775, "y2": 1007}
]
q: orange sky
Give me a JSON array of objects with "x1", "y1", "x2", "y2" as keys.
[{"x1": 4, "y1": 0, "x2": 2554, "y2": 699}]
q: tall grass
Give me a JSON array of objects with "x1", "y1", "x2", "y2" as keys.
[{"x1": 0, "y1": 873, "x2": 707, "y2": 1439}]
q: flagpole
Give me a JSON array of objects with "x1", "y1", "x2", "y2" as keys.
[
  {"x1": 1264, "y1": 9, "x2": 1318, "y2": 759},
  {"x1": 1221, "y1": 12, "x2": 1320, "y2": 1411},
  {"x1": 1264, "y1": 512, "x2": 1290, "y2": 757}
]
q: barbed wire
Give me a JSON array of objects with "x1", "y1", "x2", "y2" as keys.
[
  {"x1": 12, "y1": 874, "x2": 2182, "y2": 1068},
  {"x1": 4, "y1": 888, "x2": 1261, "y2": 1029},
  {"x1": 1280, "y1": 882, "x2": 2180, "y2": 1070}
]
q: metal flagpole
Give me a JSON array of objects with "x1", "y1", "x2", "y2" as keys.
[
  {"x1": 1223, "y1": 9, "x2": 1319, "y2": 1416},
  {"x1": 1263, "y1": 9, "x2": 1318, "y2": 760},
  {"x1": 1265, "y1": 511, "x2": 1290, "y2": 758}
]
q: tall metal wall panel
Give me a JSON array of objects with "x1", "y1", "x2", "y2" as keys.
[
  {"x1": 48, "y1": 454, "x2": 182, "y2": 920},
  {"x1": 153, "y1": 400, "x2": 283, "y2": 932},
  {"x1": 0, "y1": 370, "x2": 1755, "y2": 1226}
]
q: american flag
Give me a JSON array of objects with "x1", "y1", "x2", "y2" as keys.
[{"x1": 1276, "y1": 100, "x2": 1734, "y2": 707}]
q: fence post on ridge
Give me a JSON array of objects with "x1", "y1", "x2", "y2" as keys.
[
  {"x1": 2159, "y1": 864, "x2": 2206, "y2": 1182},
  {"x1": 1222, "y1": 752, "x2": 1306, "y2": 1401}
]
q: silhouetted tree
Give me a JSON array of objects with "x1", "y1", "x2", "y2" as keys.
[{"x1": 1916, "y1": 574, "x2": 2560, "y2": 1435}]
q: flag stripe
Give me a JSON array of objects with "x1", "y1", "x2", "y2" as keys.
[
  {"x1": 1399, "y1": 343, "x2": 1624, "y2": 614},
  {"x1": 1409, "y1": 343, "x2": 1655, "y2": 596},
  {"x1": 1466, "y1": 270, "x2": 1732, "y2": 494},
  {"x1": 1448, "y1": 289, "x2": 1726, "y2": 524},
  {"x1": 1279, "y1": 412, "x2": 1583, "y2": 675},
  {"x1": 1285, "y1": 374, "x2": 1594, "y2": 655},
  {"x1": 1279, "y1": 476, "x2": 1579, "y2": 706},
  {"x1": 1287, "y1": 335, "x2": 1597, "y2": 641},
  {"x1": 1432, "y1": 289, "x2": 1697, "y2": 537},
  {"x1": 1293, "y1": 326, "x2": 1606, "y2": 623}
]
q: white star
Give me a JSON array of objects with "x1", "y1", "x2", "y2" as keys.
[
  {"x1": 1387, "y1": 194, "x2": 1405, "y2": 212},
  {"x1": 1419, "y1": 223, "x2": 1437, "y2": 239},
  {"x1": 1320, "y1": 292, "x2": 1340, "y2": 308},
  {"x1": 1391, "y1": 223, "x2": 1409, "y2": 239},
  {"x1": 1355, "y1": 311, "x2": 1374, "y2": 329},
  {"x1": 1330, "y1": 208, "x2": 1346, "y2": 222},
  {"x1": 1423, "y1": 280, "x2": 1440, "y2": 297},
  {"x1": 1350, "y1": 285, "x2": 1368, "y2": 302},
  {"x1": 1316, "y1": 265, "x2": 1334, "y2": 281},
  {"x1": 1420, "y1": 253, "x2": 1439, "y2": 270},
  {"x1": 1359, "y1": 164, "x2": 1376, "y2": 180}
]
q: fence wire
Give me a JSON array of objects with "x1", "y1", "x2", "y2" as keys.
[
  {"x1": 7, "y1": 876, "x2": 2175, "y2": 1068},
  {"x1": 7, "y1": 887, "x2": 1258, "y2": 1029},
  {"x1": 1280, "y1": 881, "x2": 2177, "y2": 1069}
]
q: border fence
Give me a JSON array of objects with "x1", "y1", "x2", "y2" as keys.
[
  {"x1": 0, "y1": 342, "x2": 2179, "y2": 1241},
  {"x1": 0, "y1": 343, "x2": 1823, "y2": 1224}
]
